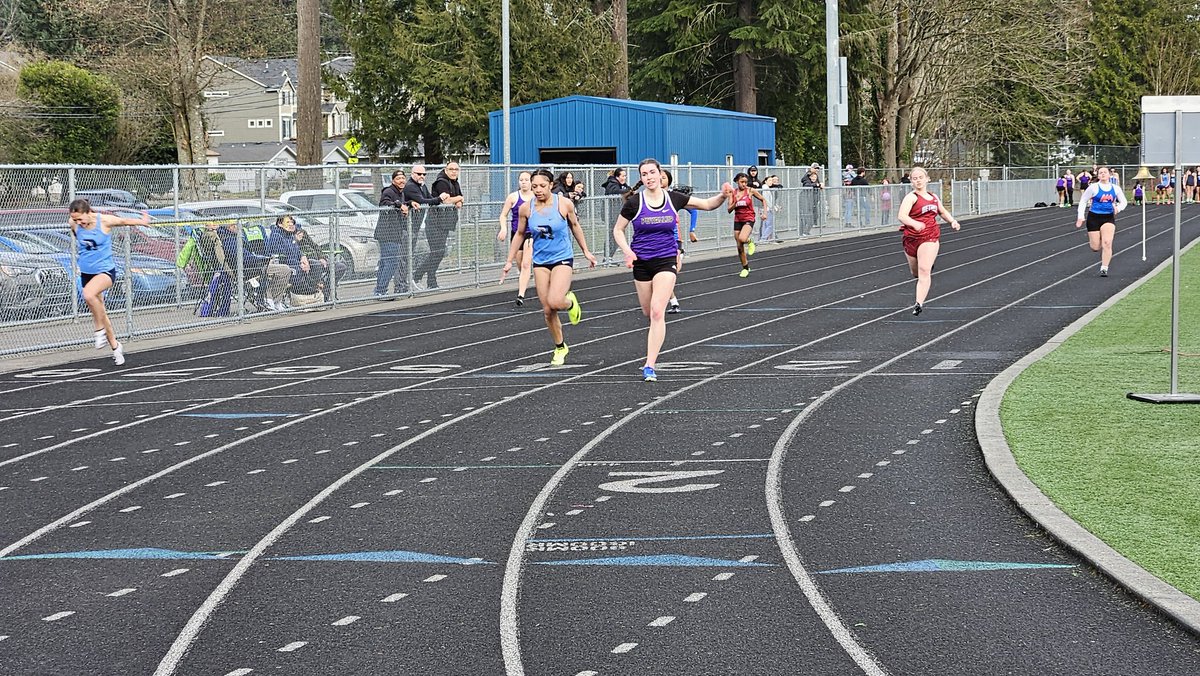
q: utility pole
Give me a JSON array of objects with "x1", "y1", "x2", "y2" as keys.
[{"x1": 297, "y1": 0, "x2": 321, "y2": 170}]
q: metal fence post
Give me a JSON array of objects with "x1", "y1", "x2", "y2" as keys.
[
  {"x1": 237, "y1": 217, "x2": 246, "y2": 321},
  {"x1": 173, "y1": 167, "x2": 182, "y2": 308},
  {"x1": 123, "y1": 225, "x2": 134, "y2": 338},
  {"x1": 474, "y1": 207, "x2": 480, "y2": 288}
]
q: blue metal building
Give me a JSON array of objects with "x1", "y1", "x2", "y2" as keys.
[{"x1": 488, "y1": 96, "x2": 776, "y2": 167}]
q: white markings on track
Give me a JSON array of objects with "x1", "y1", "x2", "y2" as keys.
[
  {"x1": 142, "y1": 449, "x2": 160, "y2": 454},
  {"x1": 308, "y1": 516, "x2": 331, "y2": 524},
  {"x1": 683, "y1": 593, "x2": 707, "y2": 603},
  {"x1": 931, "y1": 360, "x2": 962, "y2": 370},
  {"x1": 559, "y1": 429, "x2": 573, "y2": 434},
  {"x1": 109, "y1": 457, "x2": 126, "y2": 462},
  {"x1": 649, "y1": 615, "x2": 676, "y2": 627},
  {"x1": 224, "y1": 669, "x2": 253, "y2": 676},
  {"x1": 876, "y1": 460, "x2": 890, "y2": 467},
  {"x1": 892, "y1": 450, "x2": 906, "y2": 455},
  {"x1": 506, "y1": 447, "x2": 522, "y2": 453},
  {"x1": 2, "y1": 443, "x2": 16, "y2": 448},
  {"x1": 371, "y1": 433, "x2": 385, "y2": 438},
  {"x1": 118, "y1": 506, "x2": 142, "y2": 513},
  {"x1": 739, "y1": 555, "x2": 759, "y2": 563},
  {"x1": 935, "y1": 419, "x2": 947, "y2": 424},
  {"x1": 381, "y1": 593, "x2": 408, "y2": 603},
  {"x1": 343, "y1": 441, "x2": 359, "y2": 447},
  {"x1": 838, "y1": 486, "x2": 855, "y2": 493},
  {"x1": 71, "y1": 428, "x2": 87, "y2": 432},
  {"x1": 857, "y1": 473, "x2": 873, "y2": 479},
  {"x1": 36, "y1": 435, "x2": 53, "y2": 440},
  {"x1": 164, "y1": 493, "x2": 186, "y2": 499},
  {"x1": 162, "y1": 569, "x2": 189, "y2": 578},
  {"x1": 350, "y1": 502, "x2": 369, "y2": 509},
  {"x1": 611, "y1": 642, "x2": 638, "y2": 653},
  {"x1": 423, "y1": 574, "x2": 447, "y2": 583},
  {"x1": 384, "y1": 489, "x2": 403, "y2": 496},
  {"x1": 582, "y1": 421, "x2": 595, "y2": 426},
  {"x1": 480, "y1": 456, "x2": 496, "y2": 462},
  {"x1": 729, "y1": 432, "x2": 743, "y2": 438},
  {"x1": 204, "y1": 434, "x2": 219, "y2": 439},
  {"x1": 950, "y1": 408, "x2": 961, "y2": 414},
  {"x1": 921, "y1": 429, "x2": 934, "y2": 435},
  {"x1": 594, "y1": 496, "x2": 611, "y2": 502},
  {"x1": 332, "y1": 615, "x2": 360, "y2": 626},
  {"x1": 906, "y1": 439, "x2": 920, "y2": 445},
  {"x1": 537, "y1": 522, "x2": 556, "y2": 529},
  {"x1": 713, "y1": 572, "x2": 735, "y2": 581},
  {"x1": 419, "y1": 477, "x2": 437, "y2": 483},
  {"x1": 281, "y1": 459, "x2": 299, "y2": 465},
  {"x1": 235, "y1": 426, "x2": 249, "y2": 431},
  {"x1": 575, "y1": 671, "x2": 599, "y2": 676},
  {"x1": 799, "y1": 515, "x2": 815, "y2": 522},
  {"x1": 71, "y1": 466, "x2": 88, "y2": 471},
  {"x1": 819, "y1": 500, "x2": 835, "y2": 507},
  {"x1": 67, "y1": 521, "x2": 89, "y2": 528},
  {"x1": 42, "y1": 611, "x2": 74, "y2": 622},
  {"x1": 277, "y1": 642, "x2": 306, "y2": 652},
  {"x1": 247, "y1": 469, "x2": 266, "y2": 475},
  {"x1": 0, "y1": 635, "x2": 8, "y2": 642},
  {"x1": 419, "y1": 419, "x2": 432, "y2": 424},
  {"x1": 205, "y1": 481, "x2": 226, "y2": 487},
  {"x1": 173, "y1": 441, "x2": 190, "y2": 446},
  {"x1": 29, "y1": 476, "x2": 47, "y2": 482},
  {"x1": 315, "y1": 450, "x2": 331, "y2": 455},
  {"x1": 565, "y1": 509, "x2": 583, "y2": 516},
  {"x1": 535, "y1": 437, "x2": 550, "y2": 442},
  {"x1": 107, "y1": 588, "x2": 136, "y2": 597}
]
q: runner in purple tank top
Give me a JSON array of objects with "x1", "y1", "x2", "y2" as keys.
[
  {"x1": 612, "y1": 158, "x2": 732, "y2": 382},
  {"x1": 497, "y1": 171, "x2": 535, "y2": 307}
]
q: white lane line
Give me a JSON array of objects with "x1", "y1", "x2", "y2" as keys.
[
  {"x1": 343, "y1": 441, "x2": 359, "y2": 447},
  {"x1": 164, "y1": 493, "x2": 186, "y2": 499},
  {"x1": 876, "y1": 461, "x2": 890, "y2": 467},
  {"x1": 648, "y1": 616, "x2": 676, "y2": 627},
  {"x1": 857, "y1": 473, "x2": 873, "y2": 479},
  {"x1": 506, "y1": 447, "x2": 523, "y2": 452},
  {"x1": 748, "y1": 424, "x2": 762, "y2": 429},
  {"x1": 611, "y1": 642, "x2": 638, "y2": 654},
  {"x1": 308, "y1": 516, "x2": 331, "y2": 524},
  {"x1": 71, "y1": 428, "x2": 88, "y2": 432},
  {"x1": 247, "y1": 469, "x2": 266, "y2": 475},
  {"x1": 371, "y1": 433, "x2": 385, "y2": 438},
  {"x1": 162, "y1": 569, "x2": 189, "y2": 578},
  {"x1": 224, "y1": 669, "x2": 253, "y2": 676},
  {"x1": 683, "y1": 593, "x2": 707, "y2": 603},
  {"x1": 350, "y1": 502, "x2": 369, "y2": 509},
  {"x1": 204, "y1": 481, "x2": 226, "y2": 487},
  {"x1": 281, "y1": 459, "x2": 299, "y2": 465},
  {"x1": 173, "y1": 441, "x2": 190, "y2": 446},
  {"x1": 332, "y1": 616, "x2": 360, "y2": 626},
  {"x1": 453, "y1": 467, "x2": 469, "y2": 472},
  {"x1": 384, "y1": 489, "x2": 403, "y2": 496},
  {"x1": 575, "y1": 672, "x2": 598, "y2": 676},
  {"x1": 906, "y1": 439, "x2": 920, "y2": 445},
  {"x1": 535, "y1": 437, "x2": 550, "y2": 442},
  {"x1": 107, "y1": 588, "x2": 136, "y2": 597},
  {"x1": 235, "y1": 426, "x2": 249, "y2": 431},
  {"x1": 0, "y1": 635, "x2": 8, "y2": 642},
  {"x1": 892, "y1": 450, "x2": 906, "y2": 455},
  {"x1": 419, "y1": 477, "x2": 437, "y2": 483},
  {"x1": 142, "y1": 449, "x2": 160, "y2": 454},
  {"x1": 713, "y1": 572, "x2": 735, "y2": 581},
  {"x1": 931, "y1": 359, "x2": 962, "y2": 370},
  {"x1": 423, "y1": 575, "x2": 447, "y2": 583},
  {"x1": 738, "y1": 555, "x2": 759, "y2": 563},
  {"x1": 839, "y1": 486, "x2": 855, "y2": 493},
  {"x1": 71, "y1": 466, "x2": 88, "y2": 471},
  {"x1": 109, "y1": 457, "x2": 126, "y2": 462},
  {"x1": 36, "y1": 435, "x2": 54, "y2": 440},
  {"x1": 43, "y1": 611, "x2": 74, "y2": 622},
  {"x1": 800, "y1": 515, "x2": 815, "y2": 522},
  {"x1": 920, "y1": 429, "x2": 934, "y2": 435},
  {"x1": 315, "y1": 450, "x2": 331, "y2": 455},
  {"x1": 277, "y1": 642, "x2": 307, "y2": 652},
  {"x1": 729, "y1": 433, "x2": 744, "y2": 438},
  {"x1": 2, "y1": 443, "x2": 16, "y2": 448},
  {"x1": 950, "y1": 408, "x2": 961, "y2": 414},
  {"x1": 536, "y1": 522, "x2": 555, "y2": 529},
  {"x1": 381, "y1": 593, "x2": 408, "y2": 603},
  {"x1": 935, "y1": 419, "x2": 947, "y2": 424},
  {"x1": 118, "y1": 506, "x2": 142, "y2": 513},
  {"x1": 419, "y1": 419, "x2": 432, "y2": 424},
  {"x1": 67, "y1": 521, "x2": 90, "y2": 528},
  {"x1": 819, "y1": 500, "x2": 836, "y2": 507},
  {"x1": 565, "y1": 510, "x2": 583, "y2": 516},
  {"x1": 595, "y1": 496, "x2": 611, "y2": 502},
  {"x1": 711, "y1": 441, "x2": 725, "y2": 447},
  {"x1": 29, "y1": 477, "x2": 47, "y2": 483},
  {"x1": 480, "y1": 456, "x2": 497, "y2": 462},
  {"x1": 204, "y1": 434, "x2": 219, "y2": 439},
  {"x1": 582, "y1": 421, "x2": 595, "y2": 425}
]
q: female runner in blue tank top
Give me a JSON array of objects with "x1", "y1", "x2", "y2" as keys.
[
  {"x1": 496, "y1": 170, "x2": 535, "y2": 307},
  {"x1": 500, "y1": 169, "x2": 597, "y2": 366},
  {"x1": 612, "y1": 158, "x2": 732, "y2": 382},
  {"x1": 1075, "y1": 165, "x2": 1126, "y2": 277},
  {"x1": 68, "y1": 198, "x2": 151, "y2": 365}
]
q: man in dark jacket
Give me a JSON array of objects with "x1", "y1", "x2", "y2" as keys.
[
  {"x1": 403, "y1": 164, "x2": 449, "y2": 290},
  {"x1": 600, "y1": 167, "x2": 628, "y2": 262},
  {"x1": 413, "y1": 162, "x2": 463, "y2": 289},
  {"x1": 373, "y1": 169, "x2": 412, "y2": 297}
]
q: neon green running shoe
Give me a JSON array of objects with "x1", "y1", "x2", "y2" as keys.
[
  {"x1": 551, "y1": 343, "x2": 570, "y2": 366},
  {"x1": 565, "y1": 291, "x2": 581, "y2": 325},
  {"x1": 739, "y1": 267, "x2": 750, "y2": 278},
  {"x1": 747, "y1": 241, "x2": 756, "y2": 257}
]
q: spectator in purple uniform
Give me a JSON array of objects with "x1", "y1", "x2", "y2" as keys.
[
  {"x1": 612, "y1": 158, "x2": 733, "y2": 382},
  {"x1": 497, "y1": 171, "x2": 535, "y2": 307}
]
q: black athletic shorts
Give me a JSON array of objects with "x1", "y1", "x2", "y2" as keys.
[
  {"x1": 1085, "y1": 211, "x2": 1115, "y2": 232},
  {"x1": 632, "y1": 256, "x2": 678, "y2": 282},
  {"x1": 533, "y1": 258, "x2": 573, "y2": 271},
  {"x1": 80, "y1": 269, "x2": 117, "y2": 287}
]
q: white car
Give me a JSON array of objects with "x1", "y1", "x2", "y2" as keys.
[
  {"x1": 277, "y1": 189, "x2": 383, "y2": 232},
  {"x1": 178, "y1": 199, "x2": 379, "y2": 279}
]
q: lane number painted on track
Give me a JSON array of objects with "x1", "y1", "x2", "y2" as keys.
[
  {"x1": 122, "y1": 367, "x2": 223, "y2": 378},
  {"x1": 369, "y1": 364, "x2": 461, "y2": 375},
  {"x1": 598, "y1": 470, "x2": 724, "y2": 494},
  {"x1": 252, "y1": 365, "x2": 340, "y2": 376},
  {"x1": 655, "y1": 361, "x2": 721, "y2": 372},
  {"x1": 774, "y1": 360, "x2": 860, "y2": 371},
  {"x1": 510, "y1": 363, "x2": 586, "y2": 373},
  {"x1": 15, "y1": 368, "x2": 102, "y2": 379},
  {"x1": 526, "y1": 541, "x2": 634, "y2": 552}
]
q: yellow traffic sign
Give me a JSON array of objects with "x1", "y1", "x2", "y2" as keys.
[{"x1": 343, "y1": 136, "x2": 362, "y2": 156}]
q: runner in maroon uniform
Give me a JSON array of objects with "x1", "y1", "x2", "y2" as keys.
[
  {"x1": 896, "y1": 167, "x2": 960, "y2": 315},
  {"x1": 727, "y1": 172, "x2": 765, "y2": 277}
]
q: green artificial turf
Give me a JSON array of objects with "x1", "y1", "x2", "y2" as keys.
[{"x1": 1000, "y1": 245, "x2": 1200, "y2": 600}]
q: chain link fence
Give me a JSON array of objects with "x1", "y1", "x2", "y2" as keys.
[{"x1": 0, "y1": 163, "x2": 999, "y2": 356}]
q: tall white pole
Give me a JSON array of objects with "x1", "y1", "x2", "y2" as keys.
[
  {"x1": 825, "y1": 0, "x2": 841, "y2": 193},
  {"x1": 1170, "y1": 111, "x2": 1183, "y2": 394},
  {"x1": 502, "y1": 0, "x2": 511, "y2": 167}
]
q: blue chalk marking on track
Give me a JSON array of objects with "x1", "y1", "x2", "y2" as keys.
[
  {"x1": 535, "y1": 554, "x2": 773, "y2": 567},
  {"x1": 816, "y1": 559, "x2": 1077, "y2": 574},
  {"x1": 1, "y1": 548, "x2": 230, "y2": 560},
  {"x1": 530, "y1": 534, "x2": 774, "y2": 543},
  {"x1": 178, "y1": 413, "x2": 301, "y2": 419},
  {"x1": 709, "y1": 343, "x2": 801, "y2": 348},
  {"x1": 274, "y1": 550, "x2": 490, "y2": 565}
]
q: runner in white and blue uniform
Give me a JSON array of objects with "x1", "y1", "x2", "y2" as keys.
[
  {"x1": 69, "y1": 198, "x2": 151, "y2": 365},
  {"x1": 500, "y1": 169, "x2": 597, "y2": 366},
  {"x1": 612, "y1": 158, "x2": 732, "y2": 382},
  {"x1": 1075, "y1": 166, "x2": 1127, "y2": 277},
  {"x1": 497, "y1": 171, "x2": 534, "y2": 307}
]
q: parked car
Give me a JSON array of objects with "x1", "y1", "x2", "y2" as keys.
[
  {"x1": 0, "y1": 249, "x2": 73, "y2": 318},
  {"x1": 74, "y1": 189, "x2": 149, "y2": 210},
  {"x1": 179, "y1": 199, "x2": 378, "y2": 279},
  {"x1": 278, "y1": 189, "x2": 382, "y2": 231},
  {"x1": 346, "y1": 174, "x2": 377, "y2": 192}
]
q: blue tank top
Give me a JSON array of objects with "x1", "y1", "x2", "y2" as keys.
[
  {"x1": 526, "y1": 195, "x2": 573, "y2": 265},
  {"x1": 1090, "y1": 184, "x2": 1118, "y2": 215},
  {"x1": 75, "y1": 220, "x2": 116, "y2": 274},
  {"x1": 510, "y1": 192, "x2": 527, "y2": 234}
]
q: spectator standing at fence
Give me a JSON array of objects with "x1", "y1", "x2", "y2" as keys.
[
  {"x1": 403, "y1": 164, "x2": 450, "y2": 290},
  {"x1": 601, "y1": 167, "x2": 629, "y2": 262},
  {"x1": 801, "y1": 163, "x2": 824, "y2": 236},
  {"x1": 374, "y1": 169, "x2": 413, "y2": 298},
  {"x1": 896, "y1": 167, "x2": 960, "y2": 316},
  {"x1": 612, "y1": 159, "x2": 732, "y2": 382},
  {"x1": 880, "y1": 178, "x2": 893, "y2": 225},
  {"x1": 728, "y1": 172, "x2": 765, "y2": 277},
  {"x1": 499, "y1": 168, "x2": 597, "y2": 367},
  {"x1": 746, "y1": 165, "x2": 762, "y2": 189},
  {"x1": 1075, "y1": 165, "x2": 1126, "y2": 277},
  {"x1": 850, "y1": 167, "x2": 870, "y2": 226},
  {"x1": 497, "y1": 170, "x2": 535, "y2": 307},
  {"x1": 67, "y1": 199, "x2": 151, "y2": 365},
  {"x1": 759, "y1": 175, "x2": 781, "y2": 244},
  {"x1": 413, "y1": 162, "x2": 464, "y2": 290}
]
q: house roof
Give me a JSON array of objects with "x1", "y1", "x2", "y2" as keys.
[
  {"x1": 206, "y1": 57, "x2": 298, "y2": 90},
  {"x1": 496, "y1": 95, "x2": 776, "y2": 122},
  {"x1": 323, "y1": 56, "x2": 355, "y2": 78},
  {"x1": 209, "y1": 142, "x2": 297, "y2": 164}
]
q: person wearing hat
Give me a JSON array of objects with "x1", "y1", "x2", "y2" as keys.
[{"x1": 842, "y1": 164, "x2": 855, "y2": 186}]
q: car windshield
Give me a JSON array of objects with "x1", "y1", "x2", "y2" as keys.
[
  {"x1": 6, "y1": 231, "x2": 65, "y2": 251},
  {"x1": 343, "y1": 191, "x2": 377, "y2": 210}
]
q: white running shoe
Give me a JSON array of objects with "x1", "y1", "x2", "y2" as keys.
[
  {"x1": 264, "y1": 298, "x2": 278, "y2": 311},
  {"x1": 113, "y1": 342, "x2": 125, "y2": 366},
  {"x1": 94, "y1": 329, "x2": 106, "y2": 349}
]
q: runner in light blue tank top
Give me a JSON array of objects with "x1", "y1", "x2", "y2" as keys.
[
  {"x1": 497, "y1": 171, "x2": 534, "y2": 307},
  {"x1": 68, "y1": 198, "x2": 151, "y2": 365},
  {"x1": 1074, "y1": 166, "x2": 1125, "y2": 277},
  {"x1": 499, "y1": 169, "x2": 597, "y2": 367}
]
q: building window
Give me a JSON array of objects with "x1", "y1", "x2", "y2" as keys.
[
  {"x1": 264, "y1": 119, "x2": 273, "y2": 128},
  {"x1": 203, "y1": 91, "x2": 229, "y2": 98},
  {"x1": 207, "y1": 130, "x2": 225, "y2": 137},
  {"x1": 249, "y1": 119, "x2": 274, "y2": 129}
]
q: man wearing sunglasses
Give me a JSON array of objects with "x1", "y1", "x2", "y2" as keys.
[{"x1": 402, "y1": 164, "x2": 450, "y2": 291}]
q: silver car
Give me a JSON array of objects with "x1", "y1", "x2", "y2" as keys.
[
  {"x1": 178, "y1": 199, "x2": 380, "y2": 279},
  {"x1": 0, "y1": 250, "x2": 73, "y2": 319}
]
